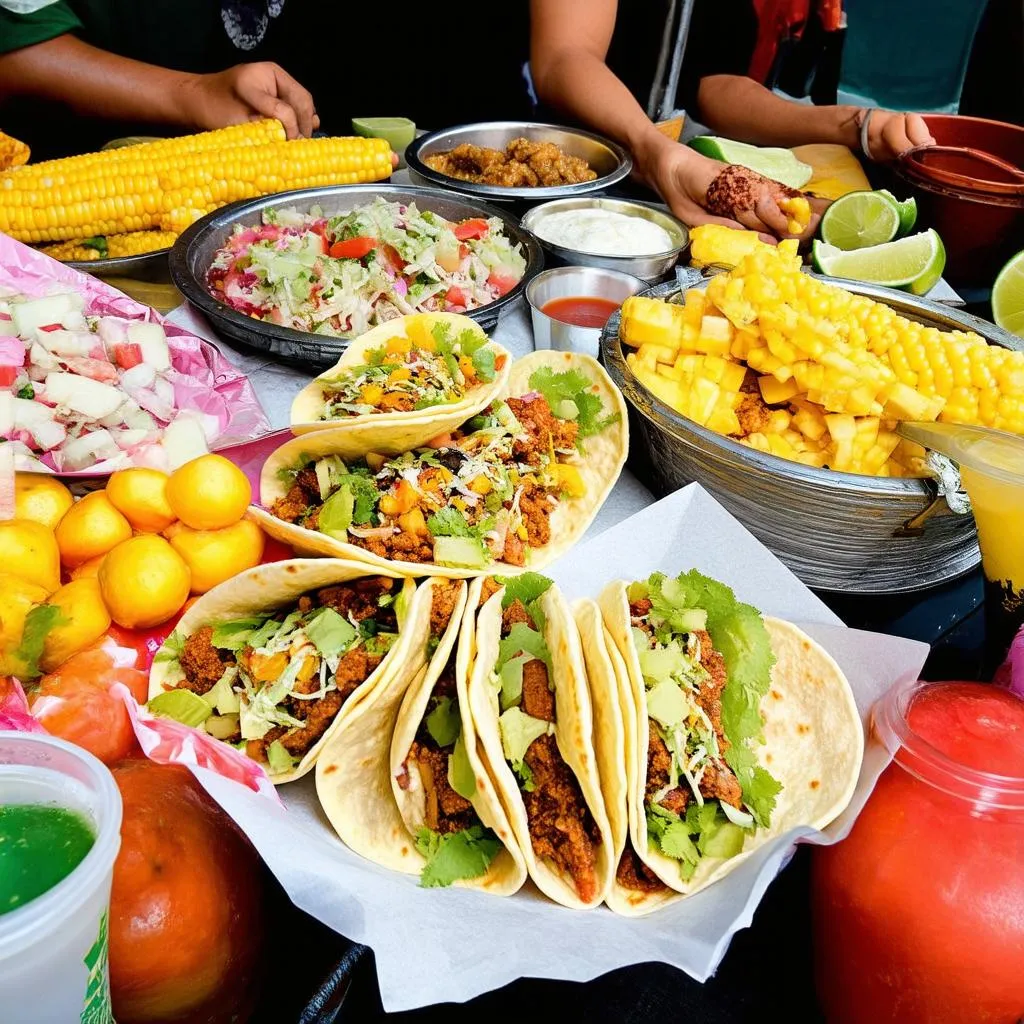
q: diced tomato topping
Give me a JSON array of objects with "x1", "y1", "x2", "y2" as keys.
[
  {"x1": 112, "y1": 343, "x2": 143, "y2": 369},
  {"x1": 378, "y1": 242, "x2": 406, "y2": 275},
  {"x1": 486, "y1": 271, "x2": 519, "y2": 297},
  {"x1": 458, "y1": 244, "x2": 469, "y2": 260},
  {"x1": 454, "y1": 218, "x2": 489, "y2": 241},
  {"x1": 329, "y1": 236, "x2": 377, "y2": 259},
  {"x1": 0, "y1": 366, "x2": 17, "y2": 386},
  {"x1": 0, "y1": 313, "x2": 11, "y2": 321},
  {"x1": 445, "y1": 286, "x2": 467, "y2": 307},
  {"x1": 38, "y1": 323, "x2": 62, "y2": 332}
]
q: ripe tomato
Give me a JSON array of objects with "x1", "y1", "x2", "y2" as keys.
[
  {"x1": 329, "y1": 236, "x2": 376, "y2": 259},
  {"x1": 486, "y1": 269, "x2": 519, "y2": 297},
  {"x1": 445, "y1": 285, "x2": 467, "y2": 309},
  {"x1": 109, "y1": 761, "x2": 266, "y2": 1024},
  {"x1": 453, "y1": 218, "x2": 489, "y2": 241}
]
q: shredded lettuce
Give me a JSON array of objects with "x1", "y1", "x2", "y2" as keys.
[
  {"x1": 305, "y1": 608, "x2": 358, "y2": 659},
  {"x1": 527, "y1": 367, "x2": 619, "y2": 440},
  {"x1": 414, "y1": 825, "x2": 502, "y2": 888},
  {"x1": 425, "y1": 696, "x2": 461, "y2": 748},
  {"x1": 497, "y1": 623, "x2": 552, "y2": 678}
]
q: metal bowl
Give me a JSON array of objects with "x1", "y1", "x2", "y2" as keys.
[
  {"x1": 169, "y1": 184, "x2": 543, "y2": 369},
  {"x1": 602, "y1": 275, "x2": 1024, "y2": 594},
  {"x1": 520, "y1": 197, "x2": 689, "y2": 281},
  {"x1": 405, "y1": 121, "x2": 632, "y2": 202}
]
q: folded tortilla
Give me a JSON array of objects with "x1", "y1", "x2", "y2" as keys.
[
  {"x1": 147, "y1": 558, "x2": 418, "y2": 784},
  {"x1": 466, "y1": 579, "x2": 614, "y2": 909},
  {"x1": 596, "y1": 580, "x2": 863, "y2": 915},
  {"x1": 251, "y1": 350, "x2": 628, "y2": 577},
  {"x1": 316, "y1": 576, "x2": 527, "y2": 894},
  {"x1": 290, "y1": 313, "x2": 511, "y2": 449}
]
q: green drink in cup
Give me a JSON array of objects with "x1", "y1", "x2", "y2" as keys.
[{"x1": 0, "y1": 733, "x2": 122, "y2": 1024}]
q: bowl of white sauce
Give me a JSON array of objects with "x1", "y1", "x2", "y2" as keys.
[{"x1": 520, "y1": 196, "x2": 689, "y2": 281}]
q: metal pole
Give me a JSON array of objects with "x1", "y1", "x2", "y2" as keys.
[
  {"x1": 646, "y1": 0, "x2": 679, "y2": 120},
  {"x1": 658, "y1": 0, "x2": 697, "y2": 122}
]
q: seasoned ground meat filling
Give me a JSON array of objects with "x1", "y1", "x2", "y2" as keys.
[
  {"x1": 407, "y1": 740, "x2": 476, "y2": 834},
  {"x1": 523, "y1": 734, "x2": 602, "y2": 904},
  {"x1": 616, "y1": 845, "x2": 669, "y2": 893},
  {"x1": 175, "y1": 578, "x2": 394, "y2": 767},
  {"x1": 506, "y1": 395, "x2": 579, "y2": 459},
  {"x1": 500, "y1": 597, "x2": 601, "y2": 900},
  {"x1": 179, "y1": 626, "x2": 230, "y2": 694},
  {"x1": 429, "y1": 580, "x2": 460, "y2": 637},
  {"x1": 646, "y1": 724, "x2": 690, "y2": 816}
]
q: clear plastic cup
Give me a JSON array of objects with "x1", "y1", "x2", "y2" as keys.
[{"x1": 0, "y1": 733, "x2": 122, "y2": 1024}]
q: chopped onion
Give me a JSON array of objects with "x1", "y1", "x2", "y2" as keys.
[
  {"x1": 721, "y1": 802, "x2": 755, "y2": 829},
  {"x1": 347, "y1": 525, "x2": 399, "y2": 540}
]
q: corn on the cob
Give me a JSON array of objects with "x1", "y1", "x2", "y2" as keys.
[
  {"x1": 0, "y1": 122, "x2": 393, "y2": 243},
  {"x1": 39, "y1": 230, "x2": 178, "y2": 262},
  {"x1": 0, "y1": 131, "x2": 29, "y2": 172},
  {"x1": 619, "y1": 241, "x2": 1024, "y2": 478}
]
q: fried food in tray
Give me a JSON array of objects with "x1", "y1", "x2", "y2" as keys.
[{"x1": 425, "y1": 138, "x2": 597, "y2": 188}]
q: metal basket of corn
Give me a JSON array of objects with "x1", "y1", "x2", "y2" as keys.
[{"x1": 600, "y1": 256, "x2": 1024, "y2": 593}]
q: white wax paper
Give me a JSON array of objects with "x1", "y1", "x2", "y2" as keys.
[{"x1": 190, "y1": 483, "x2": 928, "y2": 1011}]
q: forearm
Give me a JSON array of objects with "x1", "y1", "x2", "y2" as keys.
[
  {"x1": 0, "y1": 35, "x2": 199, "y2": 127},
  {"x1": 530, "y1": 47, "x2": 679, "y2": 185},
  {"x1": 697, "y1": 75, "x2": 862, "y2": 149}
]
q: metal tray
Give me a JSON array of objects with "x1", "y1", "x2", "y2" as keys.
[
  {"x1": 405, "y1": 121, "x2": 632, "y2": 202},
  {"x1": 169, "y1": 184, "x2": 544, "y2": 369},
  {"x1": 64, "y1": 248, "x2": 171, "y2": 276},
  {"x1": 602, "y1": 275, "x2": 1024, "y2": 594}
]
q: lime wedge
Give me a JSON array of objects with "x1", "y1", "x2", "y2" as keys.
[
  {"x1": 819, "y1": 190, "x2": 901, "y2": 250},
  {"x1": 812, "y1": 229, "x2": 946, "y2": 294},
  {"x1": 351, "y1": 116, "x2": 416, "y2": 152},
  {"x1": 878, "y1": 189, "x2": 918, "y2": 236},
  {"x1": 688, "y1": 136, "x2": 813, "y2": 189},
  {"x1": 992, "y1": 249, "x2": 1024, "y2": 338}
]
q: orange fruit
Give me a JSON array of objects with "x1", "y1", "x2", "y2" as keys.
[
  {"x1": 56, "y1": 491, "x2": 133, "y2": 568},
  {"x1": 39, "y1": 578, "x2": 112, "y2": 673},
  {"x1": 166, "y1": 519, "x2": 265, "y2": 594},
  {"x1": 0, "y1": 519, "x2": 61, "y2": 592},
  {"x1": 69, "y1": 554, "x2": 107, "y2": 580},
  {"x1": 98, "y1": 535, "x2": 191, "y2": 629},
  {"x1": 106, "y1": 468, "x2": 177, "y2": 533},
  {"x1": 14, "y1": 474, "x2": 74, "y2": 530},
  {"x1": 165, "y1": 455, "x2": 251, "y2": 530}
]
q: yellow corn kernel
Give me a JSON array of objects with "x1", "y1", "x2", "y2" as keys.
[{"x1": 517, "y1": 524, "x2": 528, "y2": 540}]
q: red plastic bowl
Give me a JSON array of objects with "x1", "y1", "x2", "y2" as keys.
[{"x1": 893, "y1": 116, "x2": 1024, "y2": 289}]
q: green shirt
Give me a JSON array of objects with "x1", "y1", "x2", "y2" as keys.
[{"x1": 0, "y1": 0, "x2": 532, "y2": 158}]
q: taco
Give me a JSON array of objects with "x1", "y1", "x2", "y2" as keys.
[
  {"x1": 252, "y1": 350, "x2": 628, "y2": 577},
  {"x1": 315, "y1": 576, "x2": 527, "y2": 893},
  {"x1": 147, "y1": 559, "x2": 417, "y2": 784},
  {"x1": 465, "y1": 573, "x2": 614, "y2": 909},
  {"x1": 290, "y1": 313, "x2": 511, "y2": 450},
  {"x1": 596, "y1": 570, "x2": 863, "y2": 914}
]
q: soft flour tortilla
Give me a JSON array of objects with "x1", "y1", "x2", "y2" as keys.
[
  {"x1": 148, "y1": 558, "x2": 418, "y2": 785},
  {"x1": 252, "y1": 350, "x2": 629, "y2": 578},
  {"x1": 290, "y1": 313, "x2": 511, "y2": 447},
  {"x1": 466, "y1": 581, "x2": 615, "y2": 909},
  {"x1": 597, "y1": 581, "x2": 864, "y2": 912},
  {"x1": 316, "y1": 576, "x2": 527, "y2": 893}
]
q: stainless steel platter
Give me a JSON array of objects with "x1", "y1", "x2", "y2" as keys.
[
  {"x1": 169, "y1": 184, "x2": 543, "y2": 369},
  {"x1": 405, "y1": 121, "x2": 632, "y2": 202},
  {"x1": 602, "y1": 274, "x2": 1024, "y2": 594}
]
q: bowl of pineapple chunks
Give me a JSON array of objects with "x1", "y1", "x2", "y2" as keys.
[{"x1": 601, "y1": 236, "x2": 1024, "y2": 593}]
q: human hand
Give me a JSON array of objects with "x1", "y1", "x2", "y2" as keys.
[
  {"x1": 180, "y1": 62, "x2": 319, "y2": 139},
  {"x1": 863, "y1": 111, "x2": 935, "y2": 161}
]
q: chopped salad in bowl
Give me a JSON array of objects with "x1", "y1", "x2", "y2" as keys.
[{"x1": 206, "y1": 197, "x2": 528, "y2": 338}]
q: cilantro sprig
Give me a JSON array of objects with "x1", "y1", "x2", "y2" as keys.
[
  {"x1": 415, "y1": 826, "x2": 502, "y2": 887},
  {"x1": 527, "y1": 366, "x2": 619, "y2": 440}
]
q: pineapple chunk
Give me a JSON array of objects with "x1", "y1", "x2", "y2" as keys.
[
  {"x1": 687, "y1": 377, "x2": 721, "y2": 425},
  {"x1": 792, "y1": 407, "x2": 827, "y2": 441},
  {"x1": 731, "y1": 329, "x2": 761, "y2": 360},
  {"x1": 700, "y1": 354, "x2": 729, "y2": 384},
  {"x1": 794, "y1": 451, "x2": 829, "y2": 469},
  {"x1": 825, "y1": 413, "x2": 857, "y2": 443},
  {"x1": 720, "y1": 362, "x2": 747, "y2": 394},
  {"x1": 682, "y1": 289, "x2": 705, "y2": 328},
  {"x1": 744, "y1": 432, "x2": 771, "y2": 453},
  {"x1": 767, "y1": 434, "x2": 798, "y2": 459},
  {"x1": 628, "y1": 357, "x2": 687, "y2": 411},
  {"x1": 620, "y1": 296, "x2": 684, "y2": 348},
  {"x1": 759, "y1": 376, "x2": 801, "y2": 405},
  {"x1": 765, "y1": 409, "x2": 792, "y2": 435},
  {"x1": 882, "y1": 382, "x2": 935, "y2": 421},
  {"x1": 695, "y1": 315, "x2": 733, "y2": 356},
  {"x1": 637, "y1": 342, "x2": 678, "y2": 366},
  {"x1": 689, "y1": 224, "x2": 770, "y2": 269},
  {"x1": 706, "y1": 405, "x2": 742, "y2": 435},
  {"x1": 780, "y1": 196, "x2": 811, "y2": 235}
]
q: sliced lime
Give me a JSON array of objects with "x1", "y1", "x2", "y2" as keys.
[
  {"x1": 688, "y1": 136, "x2": 813, "y2": 189},
  {"x1": 819, "y1": 190, "x2": 901, "y2": 250},
  {"x1": 878, "y1": 189, "x2": 918, "y2": 236},
  {"x1": 813, "y1": 229, "x2": 946, "y2": 294},
  {"x1": 351, "y1": 116, "x2": 416, "y2": 153},
  {"x1": 992, "y1": 249, "x2": 1024, "y2": 338}
]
